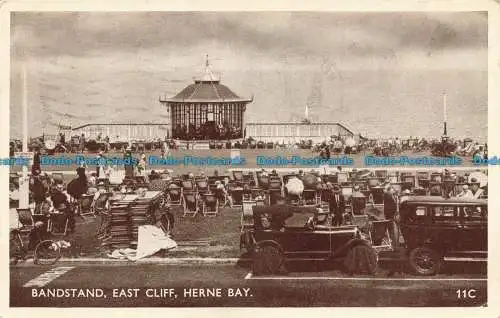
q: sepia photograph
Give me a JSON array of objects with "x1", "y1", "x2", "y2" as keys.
[{"x1": 7, "y1": 10, "x2": 489, "y2": 307}]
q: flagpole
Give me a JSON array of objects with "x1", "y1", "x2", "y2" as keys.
[
  {"x1": 443, "y1": 93, "x2": 447, "y2": 136},
  {"x1": 20, "y1": 63, "x2": 29, "y2": 209}
]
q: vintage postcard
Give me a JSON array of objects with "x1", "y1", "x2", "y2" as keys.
[{"x1": 2, "y1": 0, "x2": 499, "y2": 315}]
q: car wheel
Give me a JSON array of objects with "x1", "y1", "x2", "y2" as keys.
[
  {"x1": 253, "y1": 245, "x2": 283, "y2": 275},
  {"x1": 344, "y1": 244, "x2": 378, "y2": 275},
  {"x1": 408, "y1": 247, "x2": 442, "y2": 276}
]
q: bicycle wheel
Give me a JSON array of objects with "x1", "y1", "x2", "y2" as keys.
[
  {"x1": 34, "y1": 240, "x2": 61, "y2": 265},
  {"x1": 159, "y1": 213, "x2": 173, "y2": 236}
]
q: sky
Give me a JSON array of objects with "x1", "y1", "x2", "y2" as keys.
[{"x1": 10, "y1": 11, "x2": 488, "y2": 139}]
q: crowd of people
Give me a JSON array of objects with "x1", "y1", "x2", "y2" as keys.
[{"x1": 10, "y1": 128, "x2": 486, "y2": 158}]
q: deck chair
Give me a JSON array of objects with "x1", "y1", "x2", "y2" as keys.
[
  {"x1": 93, "y1": 192, "x2": 111, "y2": 215},
  {"x1": 230, "y1": 188, "x2": 244, "y2": 207},
  {"x1": 241, "y1": 200, "x2": 256, "y2": 231},
  {"x1": 268, "y1": 177, "x2": 282, "y2": 191},
  {"x1": 375, "y1": 170, "x2": 388, "y2": 180},
  {"x1": 429, "y1": 182, "x2": 443, "y2": 196},
  {"x1": 302, "y1": 189, "x2": 317, "y2": 206},
  {"x1": 257, "y1": 175, "x2": 270, "y2": 189},
  {"x1": 352, "y1": 214, "x2": 369, "y2": 230},
  {"x1": 181, "y1": 179, "x2": 195, "y2": 192},
  {"x1": 367, "y1": 177, "x2": 380, "y2": 188},
  {"x1": 430, "y1": 173, "x2": 443, "y2": 183},
  {"x1": 352, "y1": 196, "x2": 367, "y2": 215},
  {"x1": 402, "y1": 175, "x2": 416, "y2": 190},
  {"x1": 391, "y1": 182, "x2": 403, "y2": 194},
  {"x1": 51, "y1": 173, "x2": 64, "y2": 185},
  {"x1": 243, "y1": 172, "x2": 256, "y2": 187},
  {"x1": 416, "y1": 171, "x2": 430, "y2": 188},
  {"x1": 182, "y1": 191, "x2": 199, "y2": 217},
  {"x1": 268, "y1": 189, "x2": 282, "y2": 205},
  {"x1": 232, "y1": 171, "x2": 244, "y2": 184},
  {"x1": 195, "y1": 179, "x2": 210, "y2": 195},
  {"x1": 49, "y1": 212, "x2": 69, "y2": 236},
  {"x1": 341, "y1": 186, "x2": 353, "y2": 202},
  {"x1": 337, "y1": 172, "x2": 349, "y2": 184},
  {"x1": 167, "y1": 185, "x2": 182, "y2": 205},
  {"x1": 413, "y1": 187, "x2": 427, "y2": 195},
  {"x1": 202, "y1": 193, "x2": 219, "y2": 217},
  {"x1": 134, "y1": 176, "x2": 148, "y2": 188},
  {"x1": 322, "y1": 174, "x2": 338, "y2": 184},
  {"x1": 370, "y1": 187, "x2": 385, "y2": 204},
  {"x1": 286, "y1": 192, "x2": 301, "y2": 206},
  {"x1": 79, "y1": 194, "x2": 95, "y2": 217},
  {"x1": 17, "y1": 208, "x2": 35, "y2": 235},
  {"x1": 369, "y1": 220, "x2": 393, "y2": 252}
]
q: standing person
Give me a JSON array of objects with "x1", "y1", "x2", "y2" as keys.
[
  {"x1": 67, "y1": 167, "x2": 88, "y2": 201},
  {"x1": 138, "y1": 153, "x2": 147, "y2": 176},
  {"x1": 329, "y1": 185, "x2": 345, "y2": 226},
  {"x1": 124, "y1": 147, "x2": 135, "y2": 179},
  {"x1": 383, "y1": 186, "x2": 400, "y2": 248},
  {"x1": 31, "y1": 148, "x2": 41, "y2": 176},
  {"x1": 79, "y1": 134, "x2": 86, "y2": 153},
  {"x1": 50, "y1": 183, "x2": 75, "y2": 234},
  {"x1": 96, "y1": 151, "x2": 106, "y2": 179},
  {"x1": 67, "y1": 167, "x2": 89, "y2": 217},
  {"x1": 30, "y1": 172, "x2": 48, "y2": 214}
]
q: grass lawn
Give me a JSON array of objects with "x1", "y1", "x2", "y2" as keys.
[{"x1": 65, "y1": 205, "x2": 243, "y2": 258}]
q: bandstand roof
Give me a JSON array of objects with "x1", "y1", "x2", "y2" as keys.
[{"x1": 161, "y1": 57, "x2": 253, "y2": 104}]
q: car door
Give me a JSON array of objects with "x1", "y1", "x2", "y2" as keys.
[
  {"x1": 456, "y1": 205, "x2": 487, "y2": 260},
  {"x1": 280, "y1": 214, "x2": 331, "y2": 260},
  {"x1": 429, "y1": 205, "x2": 461, "y2": 253}
]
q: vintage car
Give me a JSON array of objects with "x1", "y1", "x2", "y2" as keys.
[
  {"x1": 240, "y1": 204, "x2": 378, "y2": 275},
  {"x1": 399, "y1": 196, "x2": 487, "y2": 276}
]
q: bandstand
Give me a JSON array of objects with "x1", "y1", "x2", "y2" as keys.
[{"x1": 159, "y1": 59, "x2": 253, "y2": 140}]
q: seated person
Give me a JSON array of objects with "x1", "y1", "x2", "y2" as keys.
[
  {"x1": 305, "y1": 205, "x2": 328, "y2": 229},
  {"x1": 28, "y1": 221, "x2": 50, "y2": 250}
]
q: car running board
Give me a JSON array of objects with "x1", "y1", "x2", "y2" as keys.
[{"x1": 443, "y1": 257, "x2": 488, "y2": 262}]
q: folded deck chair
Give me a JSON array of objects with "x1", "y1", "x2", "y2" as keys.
[
  {"x1": 16, "y1": 208, "x2": 35, "y2": 235},
  {"x1": 93, "y1": 192, "x2": 111, "y2": 215},
  {"x1": 182, "y1": 191, "x2": 199, "y2": 217},
  {"x1": 167, "y1": 185, "x2": 182, "y2": 205},
  {"x1": 230, "y1": 188, "x2": 244, "y2": 207},
  {"x1": 49, "y1": 212, "x2": 69, "y2": 236},
  {"x1": 241, "y1": 200, "x2": 256, "y2": 232},
  {"x1": 369, "y1": 220, "x2": 393, "y2": 252},
  {"x1": 202, "y1": 193, "x2": 219, "y2": 217},
  {"x1": 79, "y1": 194, "x2": 95, "y2": 217}
]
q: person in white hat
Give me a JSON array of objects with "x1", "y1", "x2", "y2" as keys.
[
  {"x1": 457, "y1": 184, "x2": 473, "y2": 198},
  {"x1": 137, "y1": 153, "x2": 147, "y2": 176},
  {"x1": 96, "y1": 151, "x2": 106, "y2": 178}
]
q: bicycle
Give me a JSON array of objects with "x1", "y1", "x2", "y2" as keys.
[{"x1": 33, "y1": 239, "x2": 72, "y2": 265}]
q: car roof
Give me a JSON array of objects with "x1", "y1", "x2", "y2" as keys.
[{"x1": 401, "y1": 196, "x2": 487, "y2": 206}]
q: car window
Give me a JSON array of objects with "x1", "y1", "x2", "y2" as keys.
[
  {"x1": 284, "y1": 213, "x2": 311, "y2": 228},
  {"x1": 462, "y1": 205, "x2": 487, "y2": 221},
  {"x1": 416, "y1": 206, "x2": 426, "y2": 216},
  {"x1": 431, "y1": 206, "x2": 458, "y2": 223}
]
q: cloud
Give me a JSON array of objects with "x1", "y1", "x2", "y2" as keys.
[{"x1": 11, "y1": 12, "x2": 487, "y2": 62}]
